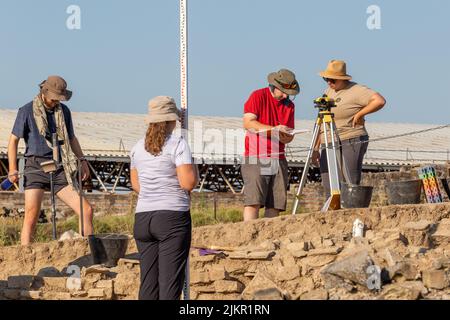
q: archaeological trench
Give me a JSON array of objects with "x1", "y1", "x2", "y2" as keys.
[{"x1": 1, "y1": 169, "x2": 450, "y2": 300}]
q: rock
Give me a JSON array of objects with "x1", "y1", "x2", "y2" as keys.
[
  {"x1": 323, "y1": 239, "x2": 335, "y2": 247},
  {"x1": 227, "y1": 251, "x2": 247, "y2": 259},
  {"x1": 209, "y1": 266, "x2": 229, "y2": 281},
  {"x1": 241, "y1": 271, "x2": 285, "y2": 300},
  {"x1": 58, "y1": 230, "x2": 82, "y2": 241},
  {"x1": 299, "y1": 289, "x2": 329, "y2": 300},
  {"x1": 287, "y1": 232, "x2": 305, "y2": 243},
  {"x1": 117, "y1": 258, "x2": 140, "y2": 271},
  {"x1": 383, "y1": 248, "x2": 403, "y2": 267},
  {"x1": 40, "y1": 277, "x2": 69, "y2": 291},
  {"x1": 191, "y1": 255, "x2": 216, "y2": 263},
  {"x1": 302, "y1": 255, "x2": 337, "y2": 269},
  {"x1": 321, "y1": 250, "x2": 374, "y2": 289},
  {"x1": 3, "y1": 289, "x2": 21, "y2": 299},
  {"x1": 399, "y1": 281, "x2": 428, "y2": 296},
  {"x1": 96, "y1": 280, "x2": 113, "y2": 289},
  {"x1": 402, "y1": 221, "x2": 433, "y2": 248},
  {"x1": 113, "y1": 272, "x2": 139, "y2": 297},
  {"x1": 387, "y1": 261, "x2": 418, "y2": 281},
  {"x1": 408, "y1": 246, "x2": 428, "y2": 255},
  {"x1": 432, "y1": 221, "x2": 450, "y2": 246},
  {"x1": 0, "y1": 281, "x2": 7, "y2": 289},
  {"x1": 290, "y1": 250, "x2": 308, "y2": 258},
  {"x1": 41, "y1": 292, "x2": 72, "y2": 300},
  {"x1": 291, "y1": 277, "x2": 316, "y2": 298},
  {"x1": 228, "y1": 251, "x2": 275, "y2": 260},
  {"x1": 20, "y1": 290, "x2": 42, "y2": 300},
  {"x1": 37, "y1": 267, "x2": 61, "y2": 277},
  {"x1": 190, "y1": 271, "x2": 211, "y2": 284},
  {"x1": 103, "y1": 288, "x2": 114, "y2": 300},
  {"x1": 82, "y1": 273, "x2": 103, "y2": 290},
  {"x1": 276, "y1": 266, "x2": 301, "y2": 281},
  {"x1": 281, "y1": 238, "x2": 292, "y2": 248},
  {"x1": 247, "y1": 251, "x2": 275, "y2": 260},
  {"x1": 71, "y1": 291, "x2": 88, "y2": 298},
  {"x1": 378, "y1": 284, "x2": 420, "y2": 300},
  {"x1": 82, "y1": 265, "x2": 111, "y2": 277},
  {"x1": 88, "y1": 288, "x2": 106, "y2": 299},
  {"x1": 257, "y1": 240, "x2": 277, "y2": 251},
  {"x1": 191, "y1": 285, "x2": 215, "y2": 294},
  {"x1": 422, "y1": 270, "x2": 449, "y2": 290},
  {"x1": 253, "y1": 288, "x2": 284, "y2": 300},
  {"x1": 7, "y1": 276, "x2": 35, "y2": 289},
  {"x1": 307, "y1": 247, "x2": 343, "y2": 256},
  {"x1": 214, "y1": 280, "x2": 244, "y2": 293},
  {"x1": 431, "y1": 258, "x2": 450, "y2": 270},
  {"x1": 372, "y1": 232, "x2": 407, "y2": 250},
  {"x1": 350, "y1": 237, "x2": 370, "y2": 246},
  {"x1": 286, "y1": 242, "x2": 309, "y2": 253},
  {"x1": 403, "y1": 220, "x2": 433, "y2": 231},
  {"x1": 365, "y1": 230, "x2": 376, "y2": 240}
]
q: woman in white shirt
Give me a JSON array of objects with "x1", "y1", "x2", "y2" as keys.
[{"x1": 130, "y1": 96, "x2": 198, "y2": 300}]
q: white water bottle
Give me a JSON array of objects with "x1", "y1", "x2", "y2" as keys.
[{"x1": 352, "y1": 219, "x2": 364, "y2": 238}]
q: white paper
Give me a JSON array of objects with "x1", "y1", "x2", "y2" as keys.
[{"x1": 287, "y1": 129, "x2": 310, "y2": 136}]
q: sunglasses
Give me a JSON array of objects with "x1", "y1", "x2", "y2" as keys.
[
  {"x1": 275, "y1": 78, "x2": 298, "y2": 90},
  {"x1": 323, "y1": 78, "x2": 336, "y2": 84}
]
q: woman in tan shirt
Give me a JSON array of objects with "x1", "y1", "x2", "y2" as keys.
[{"x1": 313, "y1": 60, "x2": 386, "y2": 197}]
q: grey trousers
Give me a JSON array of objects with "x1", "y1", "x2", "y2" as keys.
[
  {"x1": 133, "y1": 210, "x2": 191, "y2": 300},
  {"x1": 320, "y1": 135, "x2": 369, "y2": 198}
]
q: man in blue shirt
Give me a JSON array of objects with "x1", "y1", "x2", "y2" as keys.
[{"x1": 7, "y1": 76, "x2": 93, "y2": 245}]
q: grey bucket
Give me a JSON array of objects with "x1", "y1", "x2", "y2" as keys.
[
  {"x1": 385, "y1": 180, "x2": 422, "y2": 205},
  {"x1": 88, "y1": 234, "x2": 129, "y2": 267},
  {"x1": 340, "y1": 183, "x2": 374, "y2": 209}
]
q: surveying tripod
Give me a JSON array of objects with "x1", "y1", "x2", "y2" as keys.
[{"x1": 292, "y1": 95, "x2": 344, "y2": 214}]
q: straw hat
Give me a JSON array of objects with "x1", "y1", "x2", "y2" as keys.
[
  {"x1": 145, "y1": 96, "x2": 181, "y2": 124},
  {"x1": 319, "y1": 60, "x2": 352, "y2": 80}
]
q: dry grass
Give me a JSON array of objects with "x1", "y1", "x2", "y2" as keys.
[{"x1": 0, "y1": 202, "x2": 299, "y2": 246}]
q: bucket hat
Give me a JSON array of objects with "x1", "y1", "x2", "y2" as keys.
[
  {"x1": 39, "y1": 76, "x2": 72, "y2": 101},
  {"x1": 145, "y1": 96, "x2": 181, "y2": 124},
  {"x1": 267, "y1": 69, "x2": 300, "y2": 95}
]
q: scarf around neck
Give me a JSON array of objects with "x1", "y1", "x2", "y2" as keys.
[{"x1": 32, "y1": 95, "x2": 79, "y2": 188}]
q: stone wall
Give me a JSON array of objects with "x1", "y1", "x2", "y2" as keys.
[
  {"x1": 0, "y1": 192, "x2": 135, "y2": 217},
  {"x1": 1, "y1": 168, "x2": 449, "y2": 218},
  {"x1": 2, "y1": 203, "x2": 450, "y2": 300}
]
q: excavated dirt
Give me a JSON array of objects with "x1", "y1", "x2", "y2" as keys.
[{"x1": 1, "y1": 202, "x2": 450, "y2": 300}]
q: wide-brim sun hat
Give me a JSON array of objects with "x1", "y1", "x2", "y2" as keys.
[
  {"x1": 319, "y1": 60, "x2": 352, "y2": 80},
  {"x1": 39, "y1": 75, "x2": 73, "y2": 101},
  {"x1": 145, "y1": 96, "x2": 181, "y2": 124},
  {"x1": 267, "y1": 69, "x2": 300, "y2": 96}
]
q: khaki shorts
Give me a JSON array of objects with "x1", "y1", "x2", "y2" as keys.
[{"x1": 241, "y1": 158, "x2": 289, "y2": 211}]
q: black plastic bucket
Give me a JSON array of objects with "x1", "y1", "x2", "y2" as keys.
[
  {"x1": 340, "y1": 183, "x2": 373, "y2": 209},
  {"x1": 88, "y1": 234, "x2": 129, "y2": 267},
  {"x1": 385, "y1": 180, "x2": 422, "y2": 205},
  {"x1": 442, "y1": 178, "x2": 450, "y2": 199}
]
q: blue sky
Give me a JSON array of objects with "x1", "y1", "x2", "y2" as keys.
[{"x1": 0, "y1": 0, "x2": 449, "y2": 124}]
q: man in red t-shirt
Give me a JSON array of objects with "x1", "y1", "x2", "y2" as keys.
[{"x1": 242, "y1": 69, "x2": 300, "y2": 221}]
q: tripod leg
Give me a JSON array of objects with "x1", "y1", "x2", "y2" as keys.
[
  {"x1": 322, "y1": 121, "x2": 341, "y2": 211},
  {"x1": 330, "y1": 121, "x2": 352, "y2": 185},
  {"x1": 50, "y1": 172, "x2": 57, "y2": 240},
  {"x1": 78, "y1": 159, "x2": 85, "y2": 237},
  {"x1": 292, "y1": 122, "x2": 321, "y2": 215},
  {"x1": 182, "y1": 258, "x2": 190, "y2": 300}
]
